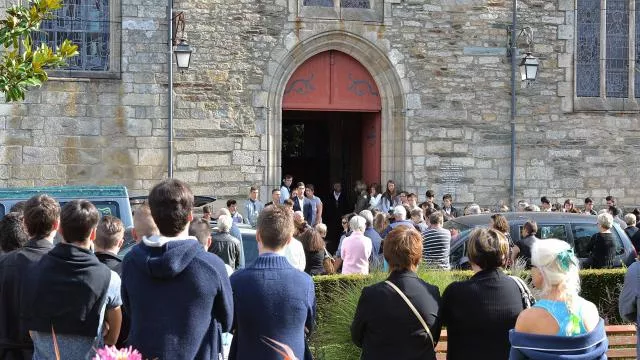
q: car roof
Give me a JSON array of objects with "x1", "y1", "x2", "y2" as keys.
[
  {"x1": 448, "y1": 212, "x2": 600, "y2": 227},
  {"x1": 0, "y1": 185, "x2": 129, "y2": 200}
]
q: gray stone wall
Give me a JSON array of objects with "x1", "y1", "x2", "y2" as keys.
[{"x1": 0, "y1": 0, "x2": 638, "y2": 209}]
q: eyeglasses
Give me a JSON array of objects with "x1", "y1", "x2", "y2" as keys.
[{"x1": 341, "y1": 221, "x2": 348, "y2": 224}]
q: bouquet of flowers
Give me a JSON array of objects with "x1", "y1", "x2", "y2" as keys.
[{"x1": 93, "y1": 346, "x2": 143, "y2": 360}]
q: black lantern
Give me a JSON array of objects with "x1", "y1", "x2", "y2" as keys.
[
  {"x1": 519, "y1": 52, "x2": 539, "y2": 82},
  {"x1": 174, "y1": 39, "x2": 192, "y2": 71}
]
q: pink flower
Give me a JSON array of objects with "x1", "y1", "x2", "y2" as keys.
[{"x1": 93, "y1": 346, "x2": 143, "y2": 360}]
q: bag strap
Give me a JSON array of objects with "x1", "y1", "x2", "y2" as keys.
[
  {"x1": 384, "y1": 280, "x2": 435, "y2": 347},
  {"x1": 509, "y1": 275, "x2": 534, "y2": 308}
]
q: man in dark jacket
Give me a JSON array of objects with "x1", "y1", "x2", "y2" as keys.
[
  {"x1": 122, "y1": 179, "x2": 233, "y2": 360},
  {"x1": 0, "y1": 195, "x2": 58, "y2": 360},
  {"x1": 94, "y1": 215, "x2": 124, "y2": 276},
  {"x1": 512, "y1": 220, "x2": 539, "y2": 269},
  {"x1": 441, "y1": 193, "x2": 459, "y2": 218},
  {"x1": 24, "y1": 200, "x2": 122, "y2": 359}
]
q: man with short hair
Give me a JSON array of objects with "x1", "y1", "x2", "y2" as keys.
[
  {"x1": 265, "y1": 188, "x2": 281, "y2": 207},
  {"x1": 227, "y1": 199, "x2": 244, "y2": 224},
  {"x1": 243, "y1": 186, "x2": 264, "y2": 228},
  {"x1": 0, "y1": 212, "x2": 28, "y2": 253},
  {"x1": 0, "y1": 195, "x2": 59, "y2": 360},
  {"x1": 280, "y1": 175, "x2": 293, "y2": 204},
  {"x1": 215, "y1": 208, "x2": 245, "y2": 268},
  {"x1": 381, "y1": 206, "x2": 414, "y2": 238},
  {"x1": 421, "y1": 211, "x2": 451, "y2": 270},
  {"x1": 606, "y1": 195, "x2": 622, "y2": 217},
  {"x1": 122, "y1": 179, "x2": 233, "y2": 360},
  {"x1": 540, "y1": 196, "x2": 552, "y2": 212},
  {"x1": 230, "y1": 205, "x2": 315, "y2": 360},
  {"x1": 94, "y1": 215, "x2": 125, "y2": 276},
  {"x1": 424, "y1": 190, "x2": 441, "y2": 210},
  {"x1": 441, "y1": 194, "x2": 459, "y2": 218},
  {"x1": 132, "y1": 203, "x2": 159, "y2": 243},
  {"x1": 398, "y1": 191, "x2": 409, "y2": 206},
  {"x1": 624, "y1": 214, "x2": 639, "y2": 240},
  {"x1": 189, "y1": 217, "x2": 213, "y2": 250},
  {"x1": 202, "y1": 205, "x2": 212, "y2": 221},
  {"x1": 359, "y1": 210, "x2": 382, "y2": 257},
  {"x1": 292, "y1": 182, "x2": 313, "y2": 222},
  {"x1": 583, "y1": 197, "x2": 597, "y2": 215},
  {"x1": 512, "y1": 220, "x2": 539, "y2": 268},
  {"x1": 305, "y1": 184, "x2": 323, "y2": 226},
  {"x1": 25, "y1": 200, "x2": 122, "y2": 359},
  {"x1": 407, "y1": 193, "x2": 419, "y2": 211},
  {"x1": 464, "y1": 204, "x2": 482, "y2": 216},
  {"x1": 410, "y1": 208, "x2": 429, "y2": 233},
  {"x1": 209, "y1": 215, "x2": 241, "y2": 270}
]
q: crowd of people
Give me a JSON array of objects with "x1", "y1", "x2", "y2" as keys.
[{"x1": 0, "y1": 176, "x2": 639, "y2": 360}]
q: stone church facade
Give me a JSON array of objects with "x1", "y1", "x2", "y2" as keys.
[{"x1": 0, "y1": 0, "x2": 638, "y2": 209}]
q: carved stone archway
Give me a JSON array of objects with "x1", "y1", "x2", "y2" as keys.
[{"x1": 259, "y1": 30, "x2": 406, "y2": 190}]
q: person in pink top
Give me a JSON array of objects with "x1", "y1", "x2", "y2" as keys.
[{"x1": 341, "y1": 215, "x2": 372, "y2": 274}]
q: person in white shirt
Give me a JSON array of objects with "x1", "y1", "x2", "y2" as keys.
[{"x1": 283, "y1": 237, "x2": 306, "y2": 271}]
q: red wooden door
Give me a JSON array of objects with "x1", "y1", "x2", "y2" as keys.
[
  {"x1": 361, "y1": 112, "x2": 381, "y2": 186},
  {"x1": 283, "y1": 51, "x2": 381, "y2": 112}
]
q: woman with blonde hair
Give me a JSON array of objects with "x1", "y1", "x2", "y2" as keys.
[{"x1": 509, "y1": 239, "x2": 606, "y2": 359}]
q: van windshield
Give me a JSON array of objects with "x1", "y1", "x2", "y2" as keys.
[{"x1": 443, "y1": 220, "x2": 473, "y2": 242}]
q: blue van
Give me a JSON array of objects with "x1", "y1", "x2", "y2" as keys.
[{"x1": 0, "y1": 185, "x2": 134, "y2": 228}]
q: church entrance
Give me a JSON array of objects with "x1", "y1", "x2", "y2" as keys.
[{"x1": 281, "y1": 50, "x2": 382, "y2": 203}]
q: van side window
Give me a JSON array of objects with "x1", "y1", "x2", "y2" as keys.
[
  {"x1": 532, "y1": 224, "x2": 568, "y2": 242},
  {"x1": 58, "y1": 201, "x2": 120, "y2": 220},
  {"x1": 571, "y1": 223, "x2": 624, "y2": 258},
  {"x1": 450, "y1": 242, "x2": 465, "y2": 268},
  {"x1": 0, "y1": 204, "x2": 4, "y2": 218}
]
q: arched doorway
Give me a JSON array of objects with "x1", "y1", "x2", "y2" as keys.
[{"x1": 281, "y1": 50, "x2": 381, "y2": 203}]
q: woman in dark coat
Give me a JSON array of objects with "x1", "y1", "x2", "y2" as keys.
[
  {"x1": 440, "y1": 228, "x2": 526, "y2": 360},
  {"x1": 587, "y1": 212, "x2": 617, "y2": 269},
  {"x1": 299, "y1": 229, "x2": 326, "y2": 276},
  {"x1": 351, "y1": 226, "x2": 441, "y2": 360}
]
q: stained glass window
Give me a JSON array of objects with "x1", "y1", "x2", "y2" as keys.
[
  {"x1": 341, "y1": 0, "x2": 370, "y2": 8},
  {"x1": 576, "y1": 0, "x2": 600, "y2": 97},
  {"x1": 605, "y1": 0, "x2": 629, "y2": 98},
  {"x1": 35, "y1": 0, "x2": 110, "y2": 72},
  {"x1": 303, "y1": 0, "x2": 333, "y2": 6}
]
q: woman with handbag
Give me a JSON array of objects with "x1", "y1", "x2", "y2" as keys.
[
  {"x1": 351, "y1": 225, "x2": 441, "y2": 360},
  {"x1": 509, "y1": 239, "x2": 606, "y2": 360},
  {"x1": 440, "y1": 228, "x2": 525, "y2": 360}
]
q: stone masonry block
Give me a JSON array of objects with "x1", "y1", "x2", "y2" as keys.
[
  {"x1": 177, "y1": 154, "x2": 198, "y2": 168},
  {"x1": 199, "y1": 153, "x2": 232, "y2": 167},
  {"x1": 557, "y1": 25, "x2": 573, "y2": 40},
  {"x1": 139, "y1": 149, "x2": 166, "y2": 166},
  {"x1": 23, "y1": 146, "x2": 59, "y2": 165},
  {"x1": 194, "y1": 137, "x2": 235, "y2": 152}
]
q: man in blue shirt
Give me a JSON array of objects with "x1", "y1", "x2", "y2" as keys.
[{"x1": 230, "y1": 205, "x2": 315, "y2": 360}]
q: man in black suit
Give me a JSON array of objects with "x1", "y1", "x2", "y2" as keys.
[
  {"x1": 441, "y1": 193, "x2": 459, "y2": 218},
  {"x1": 325, "y1": 182, "x2": 349, "y2": 254},
  {"x1": 292, "y1": 182, "x2": 313, "y2": 223}
]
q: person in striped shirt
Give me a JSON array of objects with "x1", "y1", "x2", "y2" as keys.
[{"x1": 421, "y1": 211, "x2": 451, "y2": 270}]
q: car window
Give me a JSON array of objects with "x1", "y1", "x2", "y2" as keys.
[
  {"x1": 59, "y1": 200, "x2": 120, "y2": 219},
  {"x1": 534, "y1": 224, "x2": 568, "y2": 242},
  {"x1": 450, "y1": 241, "x2": 465, "y2": 267},
  {"x1": 571, "y1": 223, "x2": 624, "y2": 258},
  {"x1": 444, "y1": 220, "x2": 473, "y2": 241}
]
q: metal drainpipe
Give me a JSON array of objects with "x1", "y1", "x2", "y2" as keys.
[
  {"x1": 509, "y1": 0, "x2": 518, "y2": 211},
  {"x1": 167, "y1": 0, "x2": 174, "y2": 178}
]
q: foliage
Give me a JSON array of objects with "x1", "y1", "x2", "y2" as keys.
[
  {"x1": 0, "y1": 0, "x2": 77, "y2": 102},
  {"x1": 311, "y1": 268, "x2": 630, "y2": 358}
]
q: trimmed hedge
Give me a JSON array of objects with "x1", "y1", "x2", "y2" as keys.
[
  {"x1": 314, "y1": 269, "x2": 626, "y2": 311},
  {"x1": 311, "y1": 269, "x2": 628, "y2": 360}
]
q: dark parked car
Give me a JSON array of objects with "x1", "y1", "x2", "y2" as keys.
[{"x1": 444, "y1": 212, "x2": 636, "y2": 269}]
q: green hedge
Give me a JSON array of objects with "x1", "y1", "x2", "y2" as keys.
[{"x1": 311, "y1": 269, "x2": 628, "y2": 360}]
